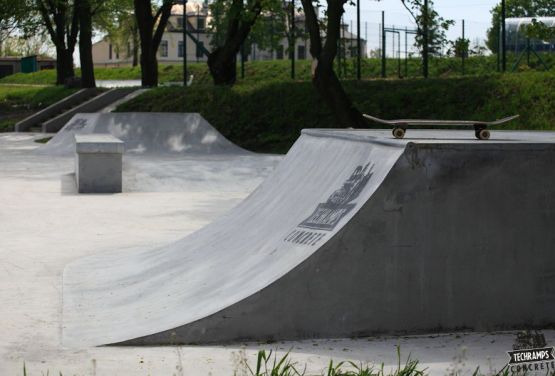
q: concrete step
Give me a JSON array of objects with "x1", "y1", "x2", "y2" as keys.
[
  {"x1": 41, "y1": 88, "x2": 138, "y2": 133},
  {"x1": 15, "y1": 88, "x2": 98, "y2": 132}
]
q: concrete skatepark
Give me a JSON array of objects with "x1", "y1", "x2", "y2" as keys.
[{"x1": 1, "y1": 113, "x2": 555, "y2": 375}]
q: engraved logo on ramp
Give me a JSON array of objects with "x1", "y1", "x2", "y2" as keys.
[
  {"x1": 66, "y1": 118, "x2": 88, "y2": 131},
  {"x1": 284, "y1": 163, "x2": 374, "y2": 246},
  {"x1": 299, "y1": 163, "x2": 374, "y2": 231}
]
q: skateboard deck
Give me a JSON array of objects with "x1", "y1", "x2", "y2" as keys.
[{"x1": 362, "y1": 114, "x2": 520, "y2": 140}]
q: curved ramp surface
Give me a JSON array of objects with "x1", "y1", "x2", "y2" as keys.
[
  {"x1": 63, "y1": 130, "x2": 555, "y2": 347},
  {"x1": 35, "y1": 113, "x2": 246, "y2": 156}
]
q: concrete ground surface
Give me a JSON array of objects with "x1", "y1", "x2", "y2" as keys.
[{"x1": 1, "y1": 132, "x2": 553, "y2": 376}]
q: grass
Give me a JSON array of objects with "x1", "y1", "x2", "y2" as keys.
[
  {"x1": 0, "y1": 85, "x2": 78, "y2": 131},
  {"x1": 34, "y1": 136, "x2": 53, "y2": 143},
  {"x1": 233, "y1": 347, "x2": 428, "y2": 376},
  {"x1": 116, "y1": 70, "x2": 555, "y2": 153},
  {"x1": 1, "y1": 54, "x2": 553, "y2": 86}
]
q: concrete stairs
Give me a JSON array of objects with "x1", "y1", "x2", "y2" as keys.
[
  {"x1": 16, "y1": 87, "x2": 140, "y2": 133},
  {"x1": 15, "y1": 88, "x2": 98, "y2": 132},
  {"x1": 41, "y1": 88, "x2": 138, "y2": 133}
]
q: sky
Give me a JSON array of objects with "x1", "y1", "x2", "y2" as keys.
[{"x1": 341, "y1": 0, "x2": 501, "y2": 53}]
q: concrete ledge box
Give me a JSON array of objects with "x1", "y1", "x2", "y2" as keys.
[{"x1": 74, "y1": 134, "x2": 124, "y2": 193}]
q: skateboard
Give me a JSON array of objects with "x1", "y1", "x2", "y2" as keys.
[{"x1": 362, "y1": 114, "x2": 520, "y2": 140}]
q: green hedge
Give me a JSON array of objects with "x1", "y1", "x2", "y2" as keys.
[{"x1": 116, "y1": 71, "x2": 555, "y2": 153}]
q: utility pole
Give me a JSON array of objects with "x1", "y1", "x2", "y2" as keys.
[
  {"x1": 501, "y1": 0, "x2": 507, "y2": 72},
  {"x1": 241, "y1": 43, "x2": 245, "y2": 79},
  {"x1": 196, "y1": 4, "x2": 200, "y2": 63},
  {"x1": 381, "y1": 11, "x2": 386, "y2": 78},
  {"x1": 423, "y1": 0, "x2": 429, "y2": 78},
  {"x1": 182, "y1": 0, "x2": 188, "y2": 87},
  {"x1": 462, "y1": 19, "x2": 466, "y2": 75},
  {"x1": 356, "y1": 0, "x2": 361, "y2": 80},
  {"x1": 291, "y1": 0, "x2": 295, "y2": 79},
  {"x1": 405, "y1": 26, "x2": 408, "y2": 77}
]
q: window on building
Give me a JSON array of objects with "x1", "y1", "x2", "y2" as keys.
[
  {"x1": 127, "y1": 42, "x2": 131, "y2": 56},
  {"x1": 298, "y1": 45, "x2": 306, "y2": 60},
  {"x1": 276, "y1": 45, "x2": 284, "y2": 59},
  {"x1": 197, "y1": 17, "x2": 205, "y2": 31},
  {"x1": 177, "y1": 17, "x2": 183, "y2": 28},
  {"x1": 178, "y1": 41, "x2": 184, "y2": 58},
  {"x1": 160, "y1": 40, "x2": 168, "y2": 57},
  {"x1": 196, "y1": 41, "x2": 204, "y2": 58},
  {"x1": 109, "y1": 44, "x2": 113, "y2": 60},
  {"x1": 116, "y1": 47, "x2": 119, "y2": 60}
]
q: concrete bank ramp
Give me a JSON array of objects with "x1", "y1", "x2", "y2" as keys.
[
  {"x1": 62, "y1": 130, "x2": 555, "y2": 347},
  {"x1": 35, "y1": 113, "x2": 246, "y2": 156}
]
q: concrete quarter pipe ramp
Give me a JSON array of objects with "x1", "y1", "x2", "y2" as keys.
[{"x1": 62, "y1": 130, "x2": 555, "y2": 347}]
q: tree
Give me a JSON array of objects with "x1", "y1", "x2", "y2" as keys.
[
  {"x1": 402, "y1": 0, "x2": 454, "y2": 57},
  {"x1": 134, "y1": 0, "x2": 175, "y2": 87},
  {"x1": 486, "y1": 0, "x2": 555, "y2": 53},
  {"x1": 206, "y1": 0, "x2": 263, "y2": 85},
  {"x1": 35, "y1": 0, "x2": 79, "y2": 85},
  {"x1": 525, "y1": 18, "x2": 555, "y2": 41},
  {"x1": 248, "y1": 5, "x2": 288, "y2": 59},
  {"x1": 299, "y1": 0, "x2": 365, "y2": 127},
  {"x1": 1, "y1": 34, "x2": 51, "y2": 56},
  {"x1": 447, "y1": 37, "x2": 469, "y2": 58},
  {"x1": 78, "y1": 0, "x2": 95, "y2": 87},
  {"x1": 77, "y1": 0, "x2": 129, "y2": 88},
  {"x1": 0, "y1": 0, "x2": 31, "y2": 55},
  {"x1": 96, "y1": 0, "x2": 139, "y2": 67}
]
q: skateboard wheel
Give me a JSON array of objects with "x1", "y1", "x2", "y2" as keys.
[
  {"x1": 392, "y1": 127, "x2": 406, "y2": 139},
  {"x1": 476, "y1": 128, "x2": 490, "y2": 140}
]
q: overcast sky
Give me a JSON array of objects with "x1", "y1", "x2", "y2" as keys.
[{"x1": 341, "y1": 0, "x2": 501, "y2": 51}]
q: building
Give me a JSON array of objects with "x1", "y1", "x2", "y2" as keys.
[
  {"x1": 0, "y1": 55, "x2": 56, "y2": 79},
  {"x1": 92, "y1": 2, "x2": 367, "y2": 67}
]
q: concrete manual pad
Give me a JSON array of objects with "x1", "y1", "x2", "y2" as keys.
[
  {"x1": 75, "y1": 134, "x2": 124, "y2": 193},
  {"x1": 2, "y1": 128, "x2": 555, "y2": 376},
  {"x1": 74, "y1": 133, "x2": 125, "y2": 154},
  {"x1": 63, "y1": 129, "x2": 555, "y2": 348}
]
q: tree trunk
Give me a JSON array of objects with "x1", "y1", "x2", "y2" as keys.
[
  {"x1": 134, "y1": 0, "x2": 173, "y2": 87},
  {"x1": 55, "y1": 47, "x2": 75, "y2": 85},
  {"x1": 132, "y1": 24, "x2": 139, "y2": 67},
  {"x1": 78, "y1": 0, "x2": 96, "y2": 88},
  {"x1": 206, "y1": 0, "x2": 262, "y2": 86},
  {"x1": 133, "y1": 45, "x2": 139, "y2": 67},
  {"x1": 140, "y1": 41, "x2": 158, "y2": 86},
  {"x1": 37, "y1": 0, "x2": 78, "y2": 86},
  {"x1": 313, "y1": 59, "x2": 365, "y2": 127},
  {"x1": 207, "y1": 48, "x2": 237, "y2": 85},
  {"x1": 299, "y1": 0, "x2": 365, "y2": 128}
]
